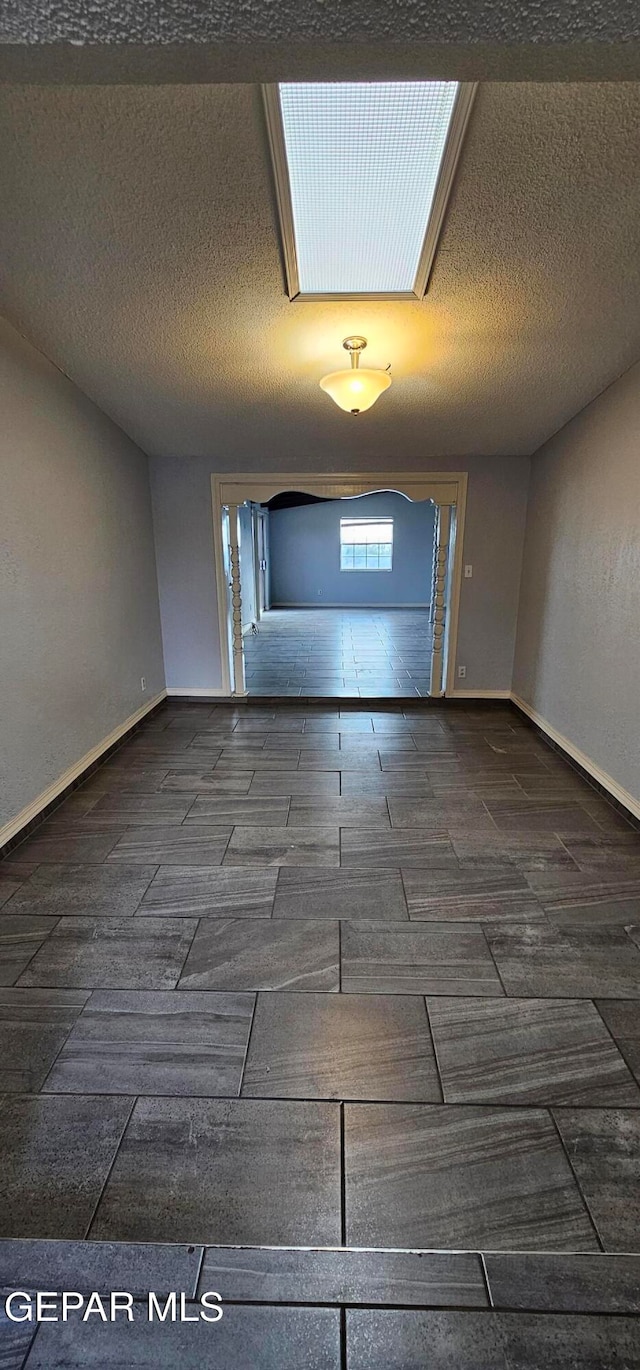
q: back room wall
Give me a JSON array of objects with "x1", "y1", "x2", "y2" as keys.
[{"x1": 268, "y1": 492, "x2": 435, "y2": 608}]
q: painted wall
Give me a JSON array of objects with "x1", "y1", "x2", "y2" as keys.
[
  {"x1": 149, "y1": 455, "x2": 530, "y2": 694},
  {"x1": 268, "y1": 493, "x2": 435, "y2": 608},
  {"x1": 513, "y1": 362, "x2": 640, "y2": 807},
  {"x1": 149, "y1": 455, "x2": 222, "y2": 694},
  {"x1": 239, "y1": 503, "x2": 257, "y2": 630},
  {"x1": 0, "y1": 316, "x2": 165, "y2": 833}
]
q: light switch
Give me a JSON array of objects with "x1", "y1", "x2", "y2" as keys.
[{"x1": 464, "y1": 564, "x2": 473, "y2": 578}]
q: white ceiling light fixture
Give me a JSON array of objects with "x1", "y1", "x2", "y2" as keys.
[
  {"x1": 263, "y1": 80, "x2": 476, "y2": 300},
  {"x1": 320, "y1": 336, "x2": 391, "y2": 415}
]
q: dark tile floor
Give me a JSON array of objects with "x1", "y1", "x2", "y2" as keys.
[
  {"x1": 2, "y1": 699, "x2": 640, "y2": 1364},
  {"x1": 243, "y1": 607, "x2": 433, "y2": 695},
  {"x1": 2, "y1": 1240, "x2": 640, "y2": 1366}
]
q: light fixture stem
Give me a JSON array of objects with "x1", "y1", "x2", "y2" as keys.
[{"x1": 343, "y1": 335, "x2": 367, "y2": 371}]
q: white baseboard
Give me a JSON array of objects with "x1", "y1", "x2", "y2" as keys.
[
  {"x1": 511, "y1": 693, "x2": 640, "y2": 821},
  {"x1": 165, "y1": 687, "x2": 233, "y2": 698},
  {"x1": 447, "y1": 689, "x2": 512, "y2": 700},
  {"x1": 0, "y1": 690, "x2": 167, "y2": 850}
]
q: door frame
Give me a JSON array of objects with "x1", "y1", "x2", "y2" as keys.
[{"x1": 211, "y1": 470, "x2": 468, "y2": 698}]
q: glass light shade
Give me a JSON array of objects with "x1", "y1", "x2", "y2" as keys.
[{"x1": 319, "y1": 368, "x2": 392, "y2": 414}]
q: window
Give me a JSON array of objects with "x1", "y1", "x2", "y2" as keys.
[
  {"x1": 263, "y1": 80, "x2": 476, "y2": 299},
  {"x1": 340, "y1": 517, "x2": 393, "y2": 571}
]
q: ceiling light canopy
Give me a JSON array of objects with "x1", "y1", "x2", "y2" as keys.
[
  {"x1": 264, "y1": 80, "x2": 476, "y2": 300},
  {"x1": 320, "y1": 337, "x2": 391, "y2": 415}
]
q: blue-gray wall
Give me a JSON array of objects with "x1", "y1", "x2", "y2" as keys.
[
  {"x1": 268, "y1": 493, "x2": 436, "y2": 608},
  {"x1": 0, "y1": 314, "x2": 165, "y2": 834},
  {"x1": 239, "y1": 503, "x2": 257, "y2": 629},
  {"x1": 513, "y1": 361, "x2": 640, "y2": 808}
]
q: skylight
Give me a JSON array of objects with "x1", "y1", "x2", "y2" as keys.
[{"x1": 263, "y1": 81, "x2": 476, "y2": 300}]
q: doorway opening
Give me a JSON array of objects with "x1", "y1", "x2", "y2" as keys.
[
  {"x1": 211, "y1": 471, "x2": 467, "y2": 700},
  {"x1": 243, "y1": 491, "x2": 434, "y2": 696}
]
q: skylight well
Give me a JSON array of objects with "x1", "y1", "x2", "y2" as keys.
[{"x1": 263, "y1": 80, "x2": 476, "y2": 300}]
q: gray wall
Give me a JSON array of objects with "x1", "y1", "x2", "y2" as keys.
[
  {"x1": 513, "y1": 362, "x2": 640, "y2": 805},
  {"x1": 149, "y1": 455, "x2": 529, "y2": 694},
  {"x1": 239, "y1": 503, "x2": 257, "y2": 630},
  {"x1": 0, "y1": 316, "x2": 165, "y2": 831},
  {"x1": 148, "y1": 456, "x2": 221, "y2": 693},
  {"x1": 269, "y1": 493, "x2": 435, "y2": 608}
]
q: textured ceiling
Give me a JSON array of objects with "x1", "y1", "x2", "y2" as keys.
[
  {"x1": 0, "y1": 81, "x2": 639, "y2": 462},
  {"x1": 4, "y1": 0, "x2": 639, "y2": 46},
  {"x1": 3, "y1": 0, "x2": 640, "y2": 82}
]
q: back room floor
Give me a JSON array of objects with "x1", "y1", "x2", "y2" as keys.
[{"x1": 243, "y1": 607, "x2": 433, "y2": 696}]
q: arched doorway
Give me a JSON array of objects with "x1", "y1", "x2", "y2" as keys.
[{"x1": 211, "y1": 471, "x2": 468, "y2": 699}]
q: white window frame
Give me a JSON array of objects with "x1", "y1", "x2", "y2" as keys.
[{"x1": 339, "y1": 516, "x2": 394, "y2": 572}]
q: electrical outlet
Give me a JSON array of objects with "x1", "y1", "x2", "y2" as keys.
[
  {"x1": 457, "y1": 665, "x2": 467, "y2": 679},
  {"x1": 140, "y1": 677, "x2": 146, "y2": 691},
  {"x1": 464, "y1": 564, "x2": 473, "y2": 578}
]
